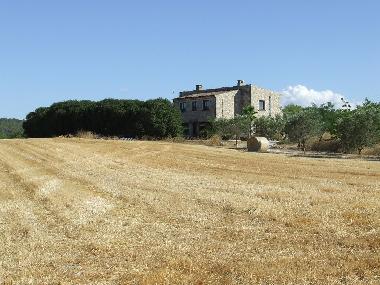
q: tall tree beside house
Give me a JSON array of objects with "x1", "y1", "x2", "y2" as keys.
[{"x1": 140, "y1": 98, "x2": 183, "y2": 138}]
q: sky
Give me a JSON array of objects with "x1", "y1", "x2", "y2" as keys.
[{"x1": 0, "y1": 0, "x2": 379, "y2": 119}]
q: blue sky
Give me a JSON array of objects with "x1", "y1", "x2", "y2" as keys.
[{"x1": 0, "y1": 0, "x2": 379, "y2": 119}]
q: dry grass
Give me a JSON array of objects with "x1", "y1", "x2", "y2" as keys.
[
  {"x1": 0, "y1": 138, "x2": 379, "y2": 284},
  {"x1": 205, "y1": 134, "x2": 223, "y2": 147},
  {"x1": 362, "y1": 144, "x2": 380, "y2": 156},
  {"x1": 76, "y1": 130, "x2": 98, "y2": 139}
]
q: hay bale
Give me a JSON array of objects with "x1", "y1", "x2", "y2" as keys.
[{"x1": 247, "y1": 137, "x2": 269, "y2": 152}]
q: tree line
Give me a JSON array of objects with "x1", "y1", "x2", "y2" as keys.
[
  {"x1": 23, "y1": 98, "x2": 183, "y2": 138},
  {"x1": 207, "y1": 100, "x2": 380, "y2": 154},
  {"x1": 0, "y1": 118, "x2": 24, "y2": 139}
]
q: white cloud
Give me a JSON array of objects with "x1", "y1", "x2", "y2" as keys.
[{"x1": 280, "y1": 85, "x2": 351, "y2": 108}]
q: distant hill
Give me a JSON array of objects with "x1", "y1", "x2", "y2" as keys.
[{"x1": 0, "y1": 118, "x2": 24, "y2": 139}]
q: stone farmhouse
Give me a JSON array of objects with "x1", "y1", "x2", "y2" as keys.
[{"x1": 173, "y1": 80, "x2": 282, "y2": 137}]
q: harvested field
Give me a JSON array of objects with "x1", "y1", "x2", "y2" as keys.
[{"x1": 0, "y1": 138, "x2": 379, "y2": 284}]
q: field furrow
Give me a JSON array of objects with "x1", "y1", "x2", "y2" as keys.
[{"x1": 0, "y1": 138, "x2": 379, "y2": 284}]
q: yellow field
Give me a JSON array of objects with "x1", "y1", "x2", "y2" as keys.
[{"x1": 0, "y1": 138, "x2": 379, "y2": 284}]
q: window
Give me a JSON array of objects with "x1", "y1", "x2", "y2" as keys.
[
  {"x1": 202, "y1": 100, "x2": 210, "y2": 111},
  {"x1": 259, "y1": 100, "x2": 266, "y2": 111},
  {"x1": 179, "y1": 102, "x2": 186, "y2": 112},
  {"x1": 192, "y1": 101, "x2": 197, "y2": 111}
]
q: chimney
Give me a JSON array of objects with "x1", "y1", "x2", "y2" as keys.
[
  {"x1": 237, "y1": 79, "x2": 245, "y2": 86},
  {"x1": 196, "y1": 84, "x2": 203, "y2": 91}
]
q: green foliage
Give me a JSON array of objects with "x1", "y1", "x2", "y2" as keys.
[
  {"x1": 0, "y1": 118, "x2": 24, "y2": 139},
  {"x1": 254, "y1": 115, "x2": 285, "y2": 140},
  {"x1": 316, "y1": 102, "x2": 338, "y2": 135},
  {"x1": 334, "y1": 100, "x2": 380, "y2": 154},
  {"x1": 284, "y1": 107, "x2": 323, "y2": 151},
  {"x1": 212, "y1": 116, "x2": 250, "y2": 146},
  {"x1": 241, "y1": 105, "x2": 257, "y2": 137},
  {"x1": 282, "y1": 100, "x2": 380, "y2": 153},
  {"x1": 23, "y1": 98, "x2": 183, "y2": 139},
  {"x1": 282, "y1": 104, "x2": 303, "y2": 119}
]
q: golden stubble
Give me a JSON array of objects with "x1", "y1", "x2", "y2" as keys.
[{"x1": 0, "y1": 138, "x2": 379, "y2": 284}]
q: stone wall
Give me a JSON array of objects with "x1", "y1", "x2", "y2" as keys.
[
  {"x1": 250, "y1": 85, "x2": 282, "y2": 117},
  {"x1": 173, "y1": 96, "x2": 216, "y2": 124},
  {"x1": 173, "y1": 83, "x2": 282, "y2": 136},
  {"x1": 234, "y1": 86, "x2": 252, "y2": 115},
  {"x1": 215, "y1": 90, "x2": 237, "y2": 119}
]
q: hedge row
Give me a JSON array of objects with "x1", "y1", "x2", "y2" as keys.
[{"x1": 23, "y1": 98, "x2": 183, "y2": 138}]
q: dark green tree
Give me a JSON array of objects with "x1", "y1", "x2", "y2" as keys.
[{"x1": 23, "y1": 98, "x2": 183, "y2": 139}]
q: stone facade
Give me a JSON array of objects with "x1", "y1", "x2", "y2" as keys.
[{"x1": 173, "y1": 80, "x2": 282, "y2": 137}]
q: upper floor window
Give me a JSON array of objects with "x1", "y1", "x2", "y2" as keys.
[
  {"x1": 202, "y1": 100, "x2": 210, "y2": 111},
  {"x1": 259, "y1": 100, "x2": 266, "y2": 111},
  {"x1": 192, "y1": 101, "x2": 197, "y2": 111},
  {"x1": 180, "y1": 102, "x2": 186, "y2": 112}
]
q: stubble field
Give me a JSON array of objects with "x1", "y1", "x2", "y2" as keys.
[{"x1": 0, "y1": 138, "x2": 379, "y2": 284}]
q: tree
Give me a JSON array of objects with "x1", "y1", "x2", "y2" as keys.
[
  {"x1": 284, "y1": 108, "x2": 323, "y2": 151},
  {"x1": 0, "y1": 118, "x2": 24, "y2": 139},
  {"x1": 241, "y1": 105, "x2": 257, "y2": 137},
  {"x1": 23, "y1": 98, "x2": 183, "y2": 139},
  {"x1": 306, "y1": 102, "x2": 338, "y2": 140},
  {"x1": 213, "y1": 116, "x2": 250, "y2": 147},
  {"x1": 334, "y1": 100, "x2": 380, "y2": 154},
  {"x1": 141, "y1": 98, "x2": 183, "y2": 138},
  {"x1": 282, "y1": 104, "x2": 303, "y2": 119},
  {"x1": 254, "y1": 115, "x2": 285, "y2": 140}
]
